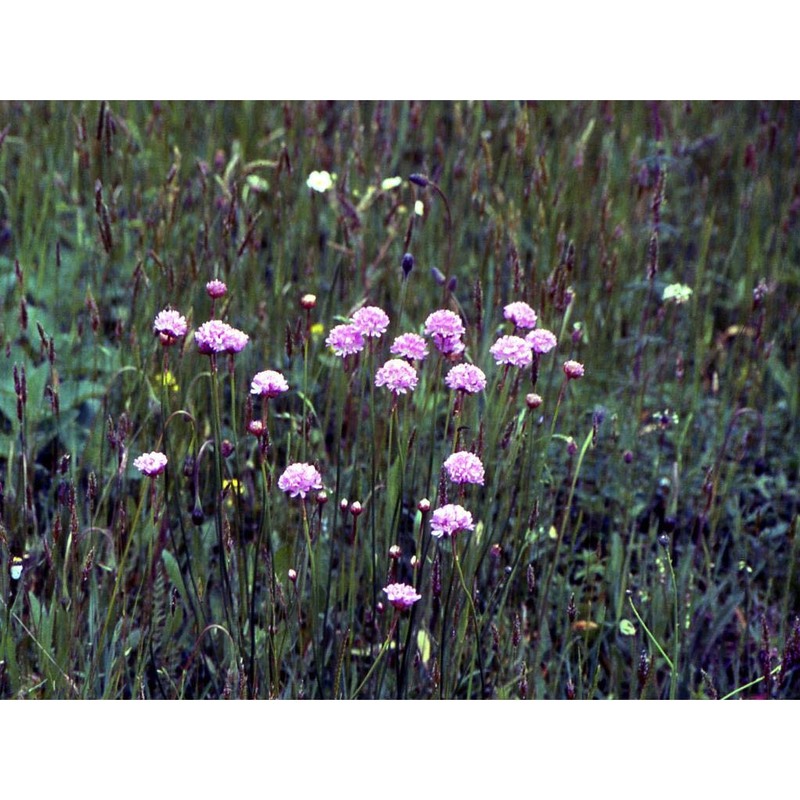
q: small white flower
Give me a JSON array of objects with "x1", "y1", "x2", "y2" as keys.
[
  {"x1": 10, "y1": 558, "x2": 23, "y2": 580},
  {"x1": 414, "y1": 200, "x2": 424, "y2": 216},
  {"x1": 381, "y1": 176, "x2": 403, "y2": 190},
  {"x1": 306, "y1": 170, "x2": 334, "y2": 193},
  {"x1": 662, "y1": 283, "x2": 693, "y2": 304}
]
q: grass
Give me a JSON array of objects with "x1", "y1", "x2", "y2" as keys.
[{"x1": 0, "y1": 100, "x2": 798, "y2": 699}]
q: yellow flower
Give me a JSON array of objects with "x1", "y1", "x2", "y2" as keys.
[
  {"x1": 381, "y1": 176, "x2": 402, "y2": 190},
  {"x1": 161, "y1": 370, "x2": 180, "y2": 392}
]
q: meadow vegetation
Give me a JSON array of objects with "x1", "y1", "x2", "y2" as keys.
[{"x1": 0, "y1": 100, "x2": 798, "y2": 699}]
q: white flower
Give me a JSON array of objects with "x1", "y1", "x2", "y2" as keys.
[
  {"x1": 306, "y1": 170, "x2": 334, "y2": 193},
  {"x1": 662, "y1": 283, "x2": 693, "y2": 304},
  {"x1": 414, "y1": 200, "x2": 424, "y2": 216},
  {"x1": 381, "y1": 176, "x2": 403, "y2": 190}
]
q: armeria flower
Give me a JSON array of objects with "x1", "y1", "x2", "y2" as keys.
[
  {"x1": 134, "y1": 451, "x2": 168, "y2": 477},
  {"x1": 443, "y1": 451, "x2": 485, "y2": 485},
  {"x1": 326, "y1": 323, "x2": 365, "y2": 357},
  {"x1": 525, "y1": 328, "x2": 558, "y2": 354},
  {"x1": 503, "y1": 301, "x2": 538, "y2": 330},
  {"x1": 195, "y1": 320, "x2": 249, "y2": 355},
  {"x1": 205, "y1": 279, "x2": 227, "y2": 299},
  {"x1": 490, "y1": 335, "x2": 533, "y2": 368},
  {"x1": 374, "y1": 359, "x2": 418, "y2": 395},
  {"x1": 153, "y1": 308, "x2": 188, "y2": 345},
  {"x1": 390, "y1": 332, "x2": 429, "y2": 362},
  {"x1": 278, "y1": 462, "x2": 323, "y2": 499},
  {"x1": 306, "y1": 170, "x2": 333, "y2": 193},
  {"x1": 250, "y1": 370, "x2": 289, "y2": 398},
  {"x1": 445, "y1": 363, "x2": 487, "y2": 394},
  {"x1": 424, "y1": 309, "x2": 465, "y2": 341},
  {"x1": 430, "y1": 503, "x2": 475, "y2": 538},
  {"x1": 383, "y1": 582, "x2": 422, "y2": 611},
  {"x1": 563, "y1": 360, "x2": 585, "y2": 380},
  {"x1": 351, "y1": 305, "x2": 390, "y2": 338}
]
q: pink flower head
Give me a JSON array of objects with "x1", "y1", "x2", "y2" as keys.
[
  {"x1": 153, "y1": 308, "x2": 188, "y2": 345},
  {"x1": 250, "y1": 370, "x2": 289, "y2": 398},
  {"x1": 351, "y1": 305, "x2": 390, "y2": 339},
  {"x1": 206, "y1": 280, "x2": 227, "y2": 299},
  {"x1": 445, "y1": 363, "x2": 487, "y2": 394},
  {"x1": 383, "y1": 582, "x2": 422, "y2": 611},
  {"x1": 326, "y1": 323, "x2": 365, "y2": 357},
  {"x1": 195, "y1": 320, "x2": 249, "y2": 355},
  {"x1": 526, "y1": 328, "x2": 558, "y2": 355},
  {"x1": 390, "y1": 332, "x2": 429, "y2": 362},
  {"x1": 430, "y1": 503, "x2": 475, "y2": 538},
  {"x1": 278, "y1": 462, "x2": 323, "y2": 499},
  {"x1": 503, "y1": 301, "x2": 538, "y2": 330},
  {"x1": 134, "y1": 451, "x2": 168, "y2": 477},
  {"x1": 424, "y1": 309, "x2": 466, "y2": 355},
  {"x1": 374, "y1": 359, "x2": 418, "y2": 395},
  {"x1": 490, "y1": 335, "x2": 533, "y2": 368},
  {"x1": 563, "y1": 360, "x2": 585, "y2": 380},
  {"x1": 443, "y1": 451, "x2": 485, "y2": 485}
]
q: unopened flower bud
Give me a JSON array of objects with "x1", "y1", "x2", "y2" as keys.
[
  {"x1": 316, "y1": 490, "x2": 328, "y2": 505},
  {"x1": 418, "y1": 498, "x2": 431, "y2": 514},
  {"x1": 288, "y1": 568, "x2": 298, "y2": 583},
  {"x1": 300, "y1": 293, "x2": 317, "y2": 310},
  {"x1": 389, "y1": 544, "x2": 401, "y2": 560},
  {"x1": 401, "y1": 253, "x2": 414, "y2": 277},
  {"x1": 349, "y1": 501, "x2": 363, "y2": 517},
  {"x1": 340, "y1": 498, "x2": 349, "y2": 513},
  {"x1": 526, "y1": 392, "x2": 543, "y2": 409},
  {"x1": 221, "y1": 439, "x2": 234, "y2": 458},
  {"x1": 248, "y1": 420, "x2": 265, "y2": 437}
]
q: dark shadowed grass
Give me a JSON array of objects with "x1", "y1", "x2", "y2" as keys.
[{"x1": 0, "y1": 101, "x2": 798, "y2": 698}]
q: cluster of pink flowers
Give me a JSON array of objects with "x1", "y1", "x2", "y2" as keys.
[
  {"x1": 526, "y1": 329, "x2": 558, "y2": 354},
  {"x1": 326, "y1": 323, "x2": 365, "y2": 357},
  {"x1": 390, "y1": 332, "x2": 428, "y2": 362},
  {"x1": 430, "y1": 503, "x2": 475, "y2": 538},
  {"x1": 445, "y1": 363, "x2": 486, "y2": 394},
  {"x1": 278, "y1": 462, "x2": 323, "y2": 498},
  {"x1": 383, "y1": 582, "x2": 422, "y2": 611},
  {"x1": 250, "y1": 370, "x2": 289, "y2": 398},
  {"x1": 153, "y1": 308, "x2": 188, "y2": 345},
  {"x1": 503, "y1": 301, "x2": 538, "y2": 330},
  {"x1": 374, "y1": 359, "x2": 418, "y2": 395},
  {"x1": 206, "y1": 280, "x2": 227, "y2": 299},
  {"x1": 424, "y1": 309, "x2": 465, "y2": 355},
  {"x1": 195, "y1": 319, "x2": 249, "y2": 355},
  {"x1": 490, "y1": 335, "x2": 533, "y2": 368},
  {"x1": 134, "y1": 451, "x2": 168, "y2": 477},
  {"x1": 443, "y1": 451, "x2": 485, "y2": 485},
  {"x1": 351, "y1": 306, "x2": 390, "y2": 339}
]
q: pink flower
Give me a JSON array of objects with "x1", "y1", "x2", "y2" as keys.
[
  {"x1": 443, "y1": 451, "x2": 485, "y2": 485},
  {"x1": 374, "y1": 359, "x2": 418, "y2": 395},
  {"x1": 250, "y1": 370, "x2": 289, "y2": 397},
  {"x1": 424, "y1": 309, "x2": 465, "y2": 355},
  {"x1": 278, "y1": 462, "x2": 323, "y2": 499},
  {"x1": 504, "y1": 301, "x2": 538, "y2": 330},
  {"x1": 206, "y1": 280, "x2": 227, "y2": 299},
  {"x1": 195, "y1": 320, "x2": 249, "y2": 355},
  {"x1": 445, "y1": 363, "x2": 487, "y2": 394},
  {"x1": 383, "y1": 582, "x2": 422, "y2": 611},
  {"x1": 153, "y1": 308, "x2": 188, "y2": 345},
  {"x1": 490, "y1": 335, "x2": 533, "y2": 368},
  {"x1": 351, "y1": 306, "x2": 390, "y2": 338},
  {"x1": 390, "y1": 332, "x2": 429, "y2": 362},
  {"x1": 526, "y1": 328, "x2": 558, "y2": 354},
  {"x1": 563, "y1": 360, "x2": 585, "y2": 380},
  {"x1": 326, "y1": 323, "x2": 365, "y2": 357},
  {"x1": 134, "y1": 451, "x2": 168, "y2": 477},
  {"x1": 430, "y1": 504, "x2": 475, "y2": 538}
]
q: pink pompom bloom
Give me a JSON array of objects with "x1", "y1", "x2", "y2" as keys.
[
  {"x1": 326, "y1": 323, "x2": 365, "y2": 357},
  {"x1": 503, "y1": 301, "x2": 538, "y2": 330},
  {"x1": 134, "y1": 451, "x2": 168, "y2": 477},
  {"x1": 563, "y1": 360, "x2": 585, "y2": 380},
  {"x1": 424, "y1": 309, "x2": 466, "y2": 355},
  {"x1": 390, "y1": 332, "x2": 429, "y2": 362},
  {"x1": 445, "y1": 363, "x2": 487, "y2": 394},
  {"x1": 195, "y1": 320, "x2": 249, "y2": 354},
  {"x1": 443, "y1": 451, "x2": 485, "y2": 485},
  {"x1": 490, "y1": 335, "x2": 533, "y2": 368},
  {"x1": 351, "y1": 306, "x2": 390, "y2": 338},
  {"x1": 384, "y1": 582, "x2": 422, "y2": 611},
  {"x1": 278, "y1": 462, "x2": 323, "y2": 498},
  {"x1": 250, "y1": 370, "x2": 289, "y2": 397},
  {"x1": 525, "y1": 328, "x2": 558, "y2": 354},
  {"x1": 430, "y1": 503, "x2": 475, "y2": 538},
  {"x1": 374, "y1": 359, "x2": 419, "y2": 395},
  {"x1": 206, "y1": 280, "x2": 227, "y2": 299},
  {"x1": 153, "y1": 308, "x2": 188, "y2": 344}
]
